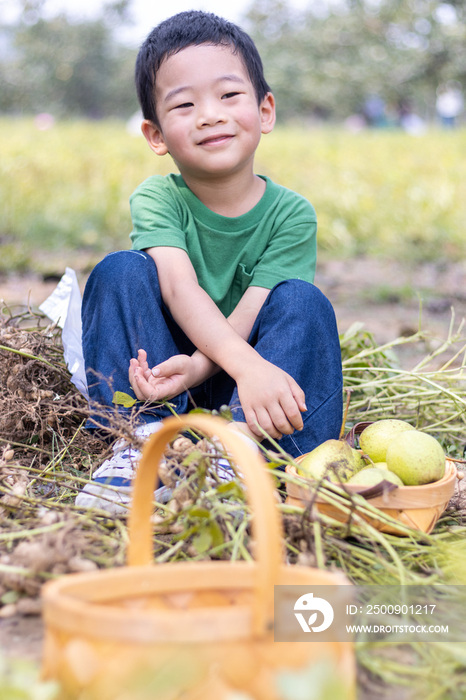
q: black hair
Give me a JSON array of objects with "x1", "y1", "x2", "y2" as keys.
[{"x1": 135, "y1": 11, "x2": 271, "y2": 126}]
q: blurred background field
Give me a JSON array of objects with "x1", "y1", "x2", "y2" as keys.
[
  {"x1": 2, "y1": 0, "x2": 466, "y2": 291},
  {"x1": 2, "y1": 117, "x2": 466, "y2": 369},
  {"x1": 1, "y1": 118, "x2": 466, "y2": 277}
]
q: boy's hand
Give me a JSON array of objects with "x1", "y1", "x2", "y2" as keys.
[
  {"x1": 235, "y1": 358, "x2": 307, "y2": 440},
  {"x1": 129, "y1": 349, "x2": 192, "y2": 402},
  {"x1": 128, "y1": 349, "x2": 216, "y2": 402}
]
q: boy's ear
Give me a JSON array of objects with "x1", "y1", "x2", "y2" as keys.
[
  {"x1": 141, "y1": 119, "x2": 169, "y2": 156},
  {"x1": 260, "y1": 92, "x2": 276, "y2": 134}
]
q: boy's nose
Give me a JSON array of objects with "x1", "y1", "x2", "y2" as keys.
[{"x1": 197, "y1": 100, "x2": 226, "y2": 127}]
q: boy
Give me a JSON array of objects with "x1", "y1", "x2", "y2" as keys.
[{"x1": 76, "y1": 11, "x2": 343, "y2": 513}]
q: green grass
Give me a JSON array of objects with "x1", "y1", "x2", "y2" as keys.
[
  {"x1": 257, "y1": 126, "x2": 466, "y2": 262},
  {"x1": 1, "y1": 118, "x2": 465, "y2": 274}
]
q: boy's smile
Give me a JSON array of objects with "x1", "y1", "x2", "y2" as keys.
[
  {"x1": 198, "y1": 133, "x2": 234, "y2": 147},
  {"x1": 141, "y1": 44, "x2": 275, "y2": 188}
]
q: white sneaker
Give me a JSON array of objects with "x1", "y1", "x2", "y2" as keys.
[
  {"x1": 205, "y1": 429, "x2": 260, "y2": 487},
  {"x1": 75, "y1": 422, "x2": 258, "y2": 515},
  {"x1": 75, "y1": 422, "x2": 171, "y2": 515}
]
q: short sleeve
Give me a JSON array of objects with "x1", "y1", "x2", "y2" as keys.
[{"x1": 129, "y1": 176, "x2": 188, "y2": 252}]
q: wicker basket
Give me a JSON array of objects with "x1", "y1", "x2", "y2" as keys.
[
  {"x1": 41, "y1": 415, "x2": 355, "y2": 700},
  {"x1": 286, "y1": 458, "x2": 458, "y2": 536}
]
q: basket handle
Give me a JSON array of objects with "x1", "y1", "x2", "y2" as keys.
[
  {"x1": 344, "y1": 421, "x2": 373, "y2": 448},
  {"x1": 127, "y1": 414, "x2": 284, "y2": 636}
]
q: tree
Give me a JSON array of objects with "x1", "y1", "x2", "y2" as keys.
[
  {"x1": 2, "y1": 0, "x2": 466, "y2": 122},
  {"x1": 245, "y1": 0, "x2": 466, "y2": 122},
  {"x1": 0, "y1": 7, "x2": 138, "y2": 118}
]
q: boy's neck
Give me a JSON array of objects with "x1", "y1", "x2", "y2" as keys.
[{"x1": 181, "y1": 170, "x2": 266, "y2": 217}]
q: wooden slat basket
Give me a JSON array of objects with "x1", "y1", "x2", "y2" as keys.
[
  {"x1": 286, "y1": 458, "x2": 458, "y2": 536},
  {"x1": 41, "y1": 415, "x2": 356, "y2": 700}
]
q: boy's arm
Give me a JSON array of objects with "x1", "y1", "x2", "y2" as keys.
[
  {"x1": 131, "y1": 246, "x2": 305, "y2": 439},
  {"x1": 188, "y1": 284, "x2": 270, "y2": 378},
  {"x1": 130, "y1": 284, "x2": 268, "y2": 396}
]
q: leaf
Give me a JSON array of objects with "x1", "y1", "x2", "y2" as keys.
[
  {"x1": 192, "y1": 527, "x2": 212, "y2": 554},
  {"x1": 266, "y1": 460, "x2": 285, "y2": 470},
  {"x1": 189, "y1": 506, "x2": 211, "y2": 519},
  {"x1": 112, "y1": 391, "x2": 137, "y2": 407},
  {"x1": 215, "y1": 481, "x2": 244, "y2": 499},
  {"x1": 341, "y1": 321, "x2": 366, "y2": 342},
  {"x1": 209, "y1": 520, "x2": 224, "y2": 549},
  {"x1": 182, "y1": 450, "x2": 203, "y2": 466},
  {"x1": 1, "y1": 590, "x2": 19, "y2": 605}
]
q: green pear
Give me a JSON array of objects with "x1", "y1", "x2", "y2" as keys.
[
  {"x1": 351, "y1": 448, "x2": 369, "y2": 472},
  {"x1": 347, "y1": 467, "x2": 403, "y2": 487},
  {"x1": 297, "y1": 439, "x2": 356, "y2": 483},
  {"x1": 386, "y1": 430, "x2": 445, "y2": 485},
  {"x1": 354, "y1": 461, "x2": 388, "y2": 472},
  {"x1": 359, "y1": 419, "x2": 415, "y2": 463}
]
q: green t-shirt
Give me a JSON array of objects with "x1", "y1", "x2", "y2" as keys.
[{"x1": 130, "y1": 173, "x2": 317, "y2": 317}]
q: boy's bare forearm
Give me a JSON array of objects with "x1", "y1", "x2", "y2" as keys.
[
  {"x1": 172, "y1": 286, "x2": 306, "y2": 439},
  {"x1": 147, "y1": 246, "x2": 268, "y2": 379},
  {"x1": 188, "y1": 349, "x2": 218, "y2": 386},
  {"x1": 188, "y1": 286, "x2": 270, "y2": 385},
  {"x1": 174, "y1": 287, "x2": 263, "y2": 380}
]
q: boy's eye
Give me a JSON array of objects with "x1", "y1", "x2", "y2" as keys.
[
  {"x1": 222, "y1": 92, "x2": 240, "y2": 99},
  {"x1": 174, "y1": 102, "x2": 193, "y2": 110}
]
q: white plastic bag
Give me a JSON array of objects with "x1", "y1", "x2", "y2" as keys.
[{"x1": 39, "y1": 268, "x2": 89, "y2": 398}]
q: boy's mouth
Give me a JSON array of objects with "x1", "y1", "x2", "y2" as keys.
[{"x1": 198, "y1": 134, "x2": 233, "y2": 146}]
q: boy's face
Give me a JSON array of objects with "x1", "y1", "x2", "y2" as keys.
[{"x1": 141, "y1": 43, "x2": 275, "y2": 182}]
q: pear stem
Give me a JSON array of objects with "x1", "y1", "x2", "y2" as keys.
[{"x1": 339, "y1": 389, "x2": 352, "y2": 440}]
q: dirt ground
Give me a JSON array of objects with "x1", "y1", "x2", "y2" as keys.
[
  {"x1": 3, "y1": 256, "x2": 466, "y2": 339},
  {"x1": 318, "y1": 256, "x2": 466, "y2": 352},
  {"x1": 2, "y1": 255, "x2": 466, "y2": 365},
  {"x1": 0, "y1": 256, "x2": 465, "y2": 696}
]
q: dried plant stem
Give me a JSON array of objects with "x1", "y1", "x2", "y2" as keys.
[
  {"x1": 154, "y1": 540, "x2": 185, "y2": 563},
  {"x1": 0, "y1": 563, "x2": 56, "y2": 580},
  {"x1": 0, "y1": 344, "x2": 66, "y2": 373},
  {"x1": 312, "y1": 521, "x2": 325, "y2": 569},
  {"x1": 0, "y1": 522, "x2": 67, "y2": 542}
]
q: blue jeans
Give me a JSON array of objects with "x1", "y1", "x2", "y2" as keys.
[{"x1": 82, "y1": 250, "x2": 343, "y2": 457}]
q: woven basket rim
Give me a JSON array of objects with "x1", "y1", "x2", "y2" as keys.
[
  {"x1": 286, "y1": 458, "x2": 457, "y2": 504},
  {"x1": 41, "y1": 560, "x2": 350, "y2": 644}
]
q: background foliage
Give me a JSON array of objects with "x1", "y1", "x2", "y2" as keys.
[
  {"x1": 0, "y1": 12, "x2": 136, "y2": 118},
  {"x1": 247, "y1": 0, "x2": 466, "y2": 122},
  {"x1": 0, "y1": 0, "x2": 465, "y2": 123},
  {"x1": 1, "y1": 1, "x2": 465, "y2": 274}
]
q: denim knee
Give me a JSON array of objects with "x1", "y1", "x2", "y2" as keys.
[
  {"x1": 269, "y1": 277, "x2": 328, "y2": 305},
  {"x1": 267, "y1": 279, "x2": 337, "y2": 327},
  {"x1": 90, "y1": 250, "x2": 153, "y2": 283},
  {"x1": 84, "y1": 250, "x2": 160, "y2": 304}
]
